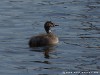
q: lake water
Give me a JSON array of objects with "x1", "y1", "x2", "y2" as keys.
[{"x1": 0, "y1": 0, "x2": 100, "y2": 75}]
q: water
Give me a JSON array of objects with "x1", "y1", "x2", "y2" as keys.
[{"x1": 0, "y1": 0, "x2": 100, "y2": 75}]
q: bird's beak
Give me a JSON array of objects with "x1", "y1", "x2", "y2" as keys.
[{"x1": 55, "y1": 25, "x2": 59, "y2": 26}]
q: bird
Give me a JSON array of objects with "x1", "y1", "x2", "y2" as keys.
[{"x1": 29, "y1": 21, "x2": 59, "y2": 47}]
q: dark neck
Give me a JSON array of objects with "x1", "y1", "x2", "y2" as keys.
[
  {"x1": 45, "y1": 29, "x2": 52, "y2": 34},
  {"x1": 45, "y1": 27, "x2": 52, "y2": 34}
]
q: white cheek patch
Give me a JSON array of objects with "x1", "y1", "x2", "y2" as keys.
[{"x1": 49, "y1": 30, "x2": 52, "y2": 33}]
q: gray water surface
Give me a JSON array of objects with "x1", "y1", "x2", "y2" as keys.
[{"x1": 0, "y1": 0, "x2": 100, "y2": 75}]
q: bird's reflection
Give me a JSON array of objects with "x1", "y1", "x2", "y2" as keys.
[
  {"x1": 30, "y1": 46, "x2": 56, "y2": 59},
  {"x1": 43, "y1": 46, "x2": 55, "y2": 59}
]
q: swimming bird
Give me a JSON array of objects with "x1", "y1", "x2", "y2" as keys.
[{"x1": 29, "y1": 21, "x2": 59, "y2": 47}]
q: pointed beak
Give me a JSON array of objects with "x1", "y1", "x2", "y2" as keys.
[
  {"x1": 51, "y1": 23, "x2": 59, "y2": 27},
  {"x1": 55, "y1": 25, "x2": 59, "y2": 26}
]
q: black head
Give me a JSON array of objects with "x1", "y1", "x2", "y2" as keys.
[{"x1": 44, "y1": 21, "x2": 58, "y2": 33}]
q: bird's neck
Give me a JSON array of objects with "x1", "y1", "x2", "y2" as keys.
[
  {"x1": 46, "y1": 30, "x2": 52, "y2": 34},
  {"x1": 45, "y1": 27, "x2": 52, "y2": 34}
]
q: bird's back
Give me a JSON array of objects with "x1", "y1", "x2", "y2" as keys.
[{"x1": 29, "y1": 33, "x2": 58, "y2": 47}]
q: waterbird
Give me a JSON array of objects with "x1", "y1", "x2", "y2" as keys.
[{"x1": 29, "y1": 21, "x2": 59, "y2": 47}]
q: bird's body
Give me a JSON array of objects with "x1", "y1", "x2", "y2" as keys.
[
  {"x1": 29, "y1": 33, "x2": 58, "y2": 47},
  {"x1": 29, "y1": 21, "x2": 59, "y2": 47}
]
